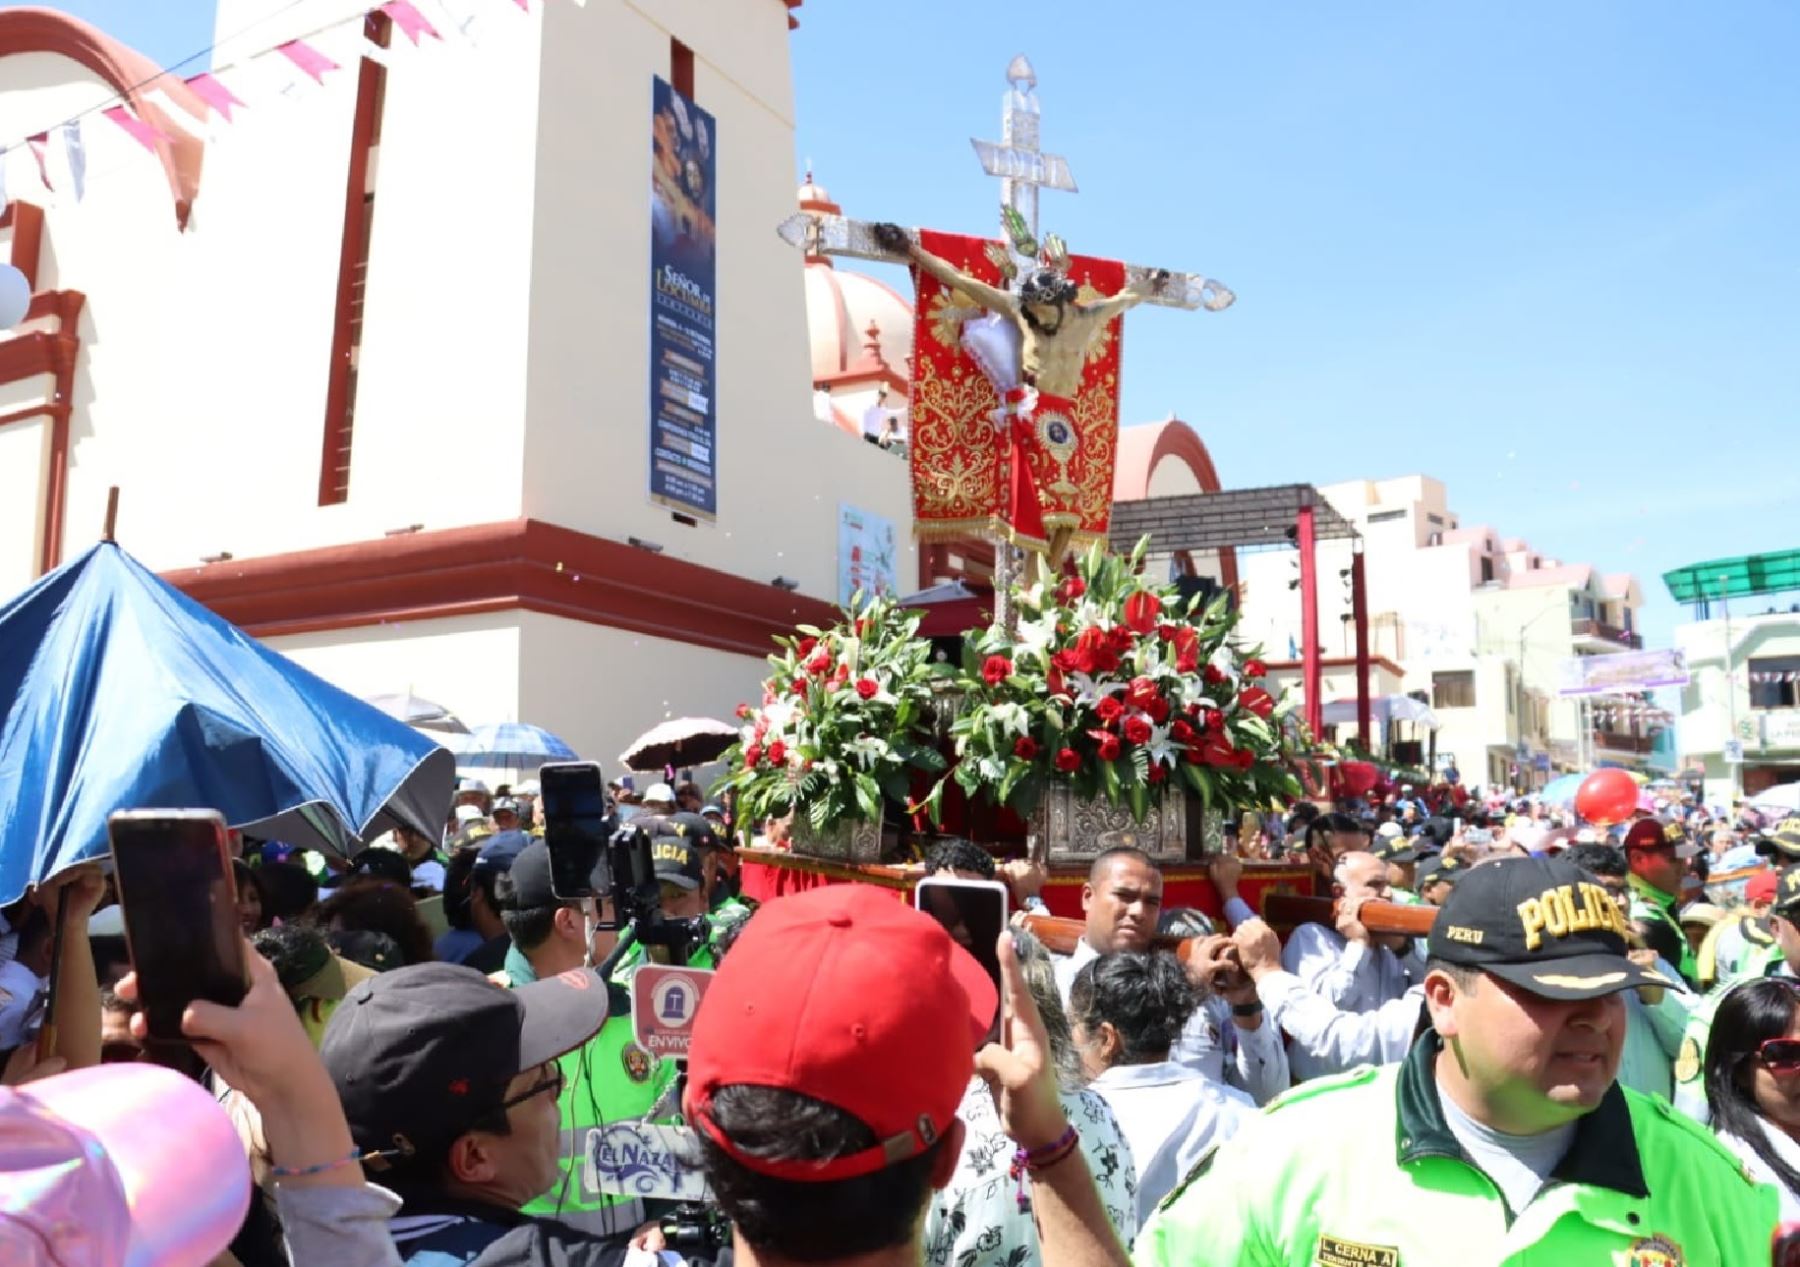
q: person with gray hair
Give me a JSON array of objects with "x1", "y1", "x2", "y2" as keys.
[
  {"x1": 922, "y1": 927, "x2": 1139, "y2": 1266},
  {"x1": 1280, "y1": 849, "x2": 1423, "y2": 1012}
]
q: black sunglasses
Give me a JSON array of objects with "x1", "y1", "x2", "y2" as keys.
[
  {"x1": 1756, "y1": 1038, "x2": 1800, "y2": 1074},
  {"x1": 499, "y1": 1062, "x2": 565, "y2": 1112}
]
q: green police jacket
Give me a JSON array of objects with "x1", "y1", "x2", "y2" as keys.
[
  {"x1": 1628, "y1": 874, "x2": 1700, "y2": 987},
  {"x1": 496, "y1": 949, "x2": 679, "y2": 1237},
  {"x1": 1136, "y1": 1032, "x2": 1777, "y2": 1267}
]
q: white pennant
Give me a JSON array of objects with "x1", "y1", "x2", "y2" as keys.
[{"x1": 60, "y1": 119, "x2": 85, "y2": 202}]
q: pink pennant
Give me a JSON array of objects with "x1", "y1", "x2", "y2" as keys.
[
  {"x1": 102, "y1": 106, "x2": 165, "y2": 154},
  {"x1": 510, "y1": 0, "x2": 530, "y2": 10},
  {"x1": 24, "y1": 131, "x2": 52, "y2": 190},
  {"x1": 186, "y1": 72, "x2": 245, "y2": 121},
  {"x1": 380, "y1": 0, "x2": 441, "y2": 43},
  {"x1": 276, "y1": 39, "x2": 339, "y2": 84}
]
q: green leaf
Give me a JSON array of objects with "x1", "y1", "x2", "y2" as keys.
[
  {"x1": 1128, "y1": 779, "x2": 1149, "y2": 823},
  {"x1": 999, "y1": 761, "x2": 1026, "y2": 805},
  {"x1": 1011, "y1": 776, "x2": 1044, "y2": 820},
  {"x1": 1101, "y1": 758, "x2": 1121, "y2": 805},
  {"x1": 854, "y1": 774, "x2": 881, "y2": 821},
  {"x1": 879, "y1": 768, "x2": 912, "y2": 803},
  {"x1": 795, "y1": 624, "x2": 823, "y2": 638}
]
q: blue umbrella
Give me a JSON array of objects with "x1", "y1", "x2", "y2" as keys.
[
  {"x1": 445, "y1": 722, "x2": 578, "y2": 768},
  {"x1": 1540, "y1": 772, "x2": 1584, "y2": 807},
  {"x1": 0, "y1": 542, "x2": 455, "y2": 905}
]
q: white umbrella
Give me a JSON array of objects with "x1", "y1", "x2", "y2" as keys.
[
  {"x1": 363, "y1": 692, "x2": 469, "y2": 734},
  {"x1": 1751, "y1": 783, "x2": 1800, "y2": 814},
  {"x1": 1320, "y1": 695, "x2": 1441, "y2": 730}
]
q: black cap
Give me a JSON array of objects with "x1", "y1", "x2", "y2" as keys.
[
  {"x1": 1757, "y1": 822, "x2": 1800, "y2": 863},
  {"x1": 320, "y1": 961, "x2": 610, "y2": 1159},
  {"x1": 1417, "y1": 817, "x2": 1455, "y2": 848},
  {"x1": 473, "y1": 829, "x2": 530, "y2": 876},
  {"x1": 667, "y1": 811, "x2": 731, "y2": 853},
  {"x1": 1427, "y1": 856, "x2": 1679, "y2": 1001},
  {"x1": 1418, "y1": 854, "x2": 1467, "y2": 888},
  {"x1": 1770, "y1": 864, "x2": 1800, "y2": 920},
  {"x1": 1370, "y1": 836, "x2": 1421, "y2": 865},
  {"x1": 502, "y1": 839, "x2": 612, "y2": 910},
  {"x1": 650, "y1": 830, "x2": 705, "y2": 891},
  {"x1": 346, "y1": 848, "x2": 414, "y2": 887}
]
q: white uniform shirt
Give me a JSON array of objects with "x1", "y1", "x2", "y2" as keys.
[
  {"x1": 1280, "y1": 922, "x2": 1422, "y2": 1013},
  {"x1": 1257, "y1": 968, "x2": 1423, "y2": 1080},
  {"x1": 1054, "y1": 939, "x2": 1286, "y2": 1105},
  {"x1": 1088, "y1": 1060, "x2": 1255, "y2": 1223},
  {"x1": 1719, "y1": 1119, "x2": 1800, "y2": 1225}
]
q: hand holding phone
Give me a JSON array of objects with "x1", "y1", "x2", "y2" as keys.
[
  {"x1": 107, "y1": 810, "x2": 248, "y2": 1044},
  {"x1": 540, "y1": 762, "x2": 610, "y2": 901},
  {"x1": 914, "y1": 876, "x2": 1008, "y2": 1015}
]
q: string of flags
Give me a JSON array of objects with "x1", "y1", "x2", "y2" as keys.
[
  {"x1": 1752, "y1": 671, "x2": 1800, "y2": 685},
  {"x1": 0, "y1": 0, "x2": 543, "y2": 212}
]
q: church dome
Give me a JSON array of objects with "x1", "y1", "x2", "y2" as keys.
[{"x1": 798, "y1": 173, "x2": 913, "y2": 385}]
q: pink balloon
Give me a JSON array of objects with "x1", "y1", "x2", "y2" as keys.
[{"x1": 1576, "y1": 768, "x2": 1638, "y2": 827}]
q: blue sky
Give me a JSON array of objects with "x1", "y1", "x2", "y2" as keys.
[{"x1": 18, "y1": 1, "x2": 1800, "y2": 646}]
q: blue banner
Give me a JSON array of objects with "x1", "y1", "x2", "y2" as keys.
[{"x1": 648, "y1": 76, "x2": 717, "y2": 519}]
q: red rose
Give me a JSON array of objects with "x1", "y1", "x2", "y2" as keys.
[
  {"x1": 792, "y1": 678, "x2": 809, "y2": 698},
  {"x1": 835, "y1": 661, "x2": 852, "y2": 682},
  {"x1": 1157, "y1": 623, "x2": 1181, "y2": 643},
  {"x1": 856, "y1": 678, "x2": 879, "y2": 699},
  {"x1": 1234, "y1": 748, "x2": 1256, "y2": 770},
  {"x1": 1089, "y1": 729, "x2": 1122, "y2": 762},
  {"x1": 1014, "y1": 736, "x2": 1040, "y2": 761},
  {"x1": 744, "y1": 743, "x2": 762, "y2": 767},
  {"x1": 982, "y1": 655, "x2": 1014, "y2": 687},
  {"x1": 1051, "y1": 649, "x2": 1081, "y2": 674},
  {"x1": 1054, "y1": 747, "x2": 1081, "y2": 773},
  {"x1": 1183, "y1": 739, "x2": 1206, "y2": 765},
  {"x1": 767, "y1": 740, "x2": 787, "y2": 766},
  {"x1": 1107, "y1": 626, "x2": 1136, "y2": 655},
  {"x1": 1126, "y1": 676, "x2": 1159, "y2": 711},
  {"x1": 1199, "y1": 707, "x2": 1224, "y2": 734},
  {"x1": 1203, "y1": 664, "x2": 1226, "y2": 686},
  {"x1": 1073, "y1": 627, "x2": 1118, "y2": 675},
  {"x1": 1148, "y1": 762, "x2": 1169, "y2": 785},
  {"x1": 1145, "y1": 695, "x2": 1171, "y2": 724},
  {"x1": 1238, "y1": 686, "x2": 1275, "y2": 719},
  {"x1": 1057, "y1": 577, "x2": 1086, "y2": 603},
  {"x1": 1199, "y1": 735, "x2": 1236, "y2": 767},
  {"x1": 1171, "y1": 719, "x2": 1195, "y2": 743},
  {"x1": 1123, "y1": 714, "x2": 1153, "y2": 745},
  {"x1": 797, "y1": 637, "x2": 818, "y2": 657},
  {"x1": 735, "y1": 703, "x2": 753, "y2": 720},
  {"x1": 1094, "y1": 695, "x2": 1125, "y2": 723},
  {"x1": 806, "y1": 652, "x2": 832, "y2": 675},
  {"x1": 1123, "y1": 589, "x2": 1161, "y2": 634},
  {"x1": 1245, "y1": 659, "x2": 1268, "y2": 678},
  {"x1": 1046, "y1": 665, "x2": 1069, "y2": 699}
]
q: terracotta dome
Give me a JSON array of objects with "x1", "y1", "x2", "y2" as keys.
[{"x1": 798, "y1": 174, "x2": 913, "y2": 385}]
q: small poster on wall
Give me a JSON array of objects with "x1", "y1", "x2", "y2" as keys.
[{"x1": 838, "y1": 504, "x2": 897, "y2": 606}]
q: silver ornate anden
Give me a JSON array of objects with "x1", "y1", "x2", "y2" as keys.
[
  {"x1": 787, "y1": 814, "x2": 883, "y2": 864},
  {"x1": 1030, "y1": 784, "x2": 1188, "y2": 865}
]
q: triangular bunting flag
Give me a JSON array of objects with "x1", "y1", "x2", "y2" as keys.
[
  {"x1": 381, "y1": 0, "x2": 441, "y2": 43},
  {"x1": 142, "y1": 88, "x2": 211, "y2": 140},
  {"x1": 276, "y1": 39, "x2": 339, "y2": 84},
  {"x1": 186, "y1": 72, "x2": 245, "y2": 121},
  {"x1": 61, "y1": 119, "x2": 86, "y2": 202},
  {"x1": 510, "y1": 0, "x2": 530, "y2": 10},
  {"x1": 25, "y1": 132, "x2": 52, "y2": 192},
  {"x1": 102, "y1": 106, "x2": 165, "y2": 154}
]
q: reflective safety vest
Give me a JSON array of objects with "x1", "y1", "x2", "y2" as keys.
[
  {"x1": 1695, "y1": 909, "x2": 1775, "y2": 991},
  {"x1": 1628, "y1": 875, "x2": 1700, "y2": 987},
  {"x1": 1136, "y1": 1032, "x2": 1778, "y2": 1267},
  {"x1": 495, "y1": 954, "x2": 680, "y2": 1238}
]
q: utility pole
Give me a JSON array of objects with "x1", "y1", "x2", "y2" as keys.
[{"x1": 1720, "y1": 572, "x2": 1742, "y2": 799}]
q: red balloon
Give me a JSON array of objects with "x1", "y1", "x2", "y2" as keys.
[{"x1": 1575, "y1": 768, "x2": 1638, "y2": 827}]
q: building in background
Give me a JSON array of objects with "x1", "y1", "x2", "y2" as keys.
[
  {"x1": 0, "y1": 0, "x2": 919, "y2": 771},
  {"x1": 1236, "y1": 474, "x2": 1658, "y2": 788},
  {"x1": 1666, "y1": 550, "x2": 1800, "y2": 804}
]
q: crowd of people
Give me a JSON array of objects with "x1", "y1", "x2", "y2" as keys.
[{"x1": 6, "y1": 765, "x2": 1800, "y2": 1266}]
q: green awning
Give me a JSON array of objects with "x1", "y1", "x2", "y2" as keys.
[{"x1": 1663, "y1": 549, "x2": 1800, "y2": 603}]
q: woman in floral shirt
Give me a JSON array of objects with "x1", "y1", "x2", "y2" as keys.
[{"x1": 922, "y1": 930, "x2": 1138, "y2": 1267}]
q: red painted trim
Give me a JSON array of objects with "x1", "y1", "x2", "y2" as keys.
[
  {"x1": 317, "y1": 24, "x2": 387, "y2": 506},
  {"x1": 1297, "y1": 504, "x2": 1321, "y2": 736},
  {"x1": 0, "y1": 9, "x2": 206, "y2": 227},
  {"x1": 670, "y1": 37, "x2": 694, "y2": 99},
  {"x1": 2, "y1": 202, "x2": 44, "y2": 289},
  {"x1": 163, "y1": 518, "x2": 838, "y2": 657},
  {"x1": 0, "y1": 267, "x2": 83, "y2": 573}
]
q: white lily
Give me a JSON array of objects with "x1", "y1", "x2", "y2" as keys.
[
  {"x1": 846, "y1": 734, "x2": 892, "y2": 768},
  {"x1": 763, "y1": 701, "x2": 798, "y2": 731},
  {"x1": 978, "y1": 756, "x2": 1006, "y2": 782},
  {"x1": 987, "y1": 701, "x2": 1031, "y2": 738},
  {"x1": 1146, "y1": 723, "x2": 1182, "y2": 767}
]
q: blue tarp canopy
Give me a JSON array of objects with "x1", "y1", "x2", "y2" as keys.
[{"x1": 0, "y1": 543, "x2": 455, "y2": 905}]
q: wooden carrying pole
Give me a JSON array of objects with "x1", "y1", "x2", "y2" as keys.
[{"x1": 1022, "y1": 896, "x2": 1438, "y2": 960}]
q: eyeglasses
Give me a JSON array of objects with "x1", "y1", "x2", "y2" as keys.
[
  {"x1": 1756, "y1": 1038, "x2": 1800, "y2": 1074},
  {"x1": 499, "y1": 1062, "x2": 565, "y2": 1112}
]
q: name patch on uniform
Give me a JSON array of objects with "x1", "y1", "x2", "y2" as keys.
[{"x1": 1314, "y1": 1234, "x2": 1399, "y2": 1267}]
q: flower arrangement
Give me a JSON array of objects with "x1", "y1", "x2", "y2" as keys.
[
  {"x1": 719, "y1": 593, "x2": 947, "y2": 838},
  {"x1": 923, "y1": 539, "x2": 1299, "y2": 823}
]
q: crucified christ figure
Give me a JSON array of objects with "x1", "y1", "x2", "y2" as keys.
[{"x1": 872, "y1": 222, "x2": 1166, "y2": 566}]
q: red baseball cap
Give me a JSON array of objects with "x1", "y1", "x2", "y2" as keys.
[
  {"x1": 1623, "y1": 818, "x2": 1697, "y2": 858},
  {"x1": 685, "y1": 885, "x2": 999, "y2": 1182},
  {"x1": 1747, "y1": 870, "x2": 1780, "y2": 904}
]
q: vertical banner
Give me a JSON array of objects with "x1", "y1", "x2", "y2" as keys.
[
  {"x1": 837, "y1": 503, "x2": 898, "y2": 605},
  {"x1": 648, "y1": 76, "x2": 717, "y2": 520}
]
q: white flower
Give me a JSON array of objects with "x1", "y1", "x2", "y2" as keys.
[
  {"x1": 763, "y1": 701, "x2": 797, "y2": 731},
  {"x1": 846, "y1": 734, "x2": 892, "y2": 768},
  {"x1": 1146, "y1": 723, "x2": 1181, "y2": 767},
  {"x1": 978, "y1": 756, "x2": 1006, "y2": 782},
  {"x1": 1014, "y1": 611, "x2": 1059, "y2": 659},
  {"x1": 987, "y1": 701, "x2": 1031, "y2": 738}
]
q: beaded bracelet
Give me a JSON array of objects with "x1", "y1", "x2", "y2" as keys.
[
  {"x1": 270, "y1": 1148, "x2": 368, "y2": 1180},
  {"x1": 1007, "y1": 1125, "x2": 1080, "y2": 1211}
]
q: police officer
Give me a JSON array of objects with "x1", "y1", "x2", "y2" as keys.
[
  {"x1": 1673, "y1": 864, "x2": 1800, "y2": 1123},
  {"x1": 1136, "y1": 855, "x2": 1776, "y2": 1266},
  {"x1": 1623, "y1": 817, "x2": 1701, "y2": 986},
  {"x1": 1416, "y1": 854, "x2": 1465, "y2": 907},
  {"x1": 492, "y1": 840, "x2": 676, "y2": 1238}
]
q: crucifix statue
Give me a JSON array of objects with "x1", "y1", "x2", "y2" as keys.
[{"x1": 779, "y1": 55, "x2": 1234, "y2": 590}]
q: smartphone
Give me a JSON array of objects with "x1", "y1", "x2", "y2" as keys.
[
  {"x1": 914, "y1": 876, "x2": 1008, "y2": 1009},
  {"x1": 107, "y1": 810, "x2": 248, "y2": 1044},
  {"x1": 540, "y1": 761, "x2": 609, "y2": 900}
]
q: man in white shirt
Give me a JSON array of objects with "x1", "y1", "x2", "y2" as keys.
[
  {"x1": 1052, "y1": 847, "x2": 1288, "y2": 1105},
  {"x1": 1281, "y1": 850, "x2": 1423, "y2": 1013}
]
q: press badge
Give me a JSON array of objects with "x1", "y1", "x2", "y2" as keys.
[{"x1": 1315, "y1": 1234, "x2": 1400, "y2": 1267}]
